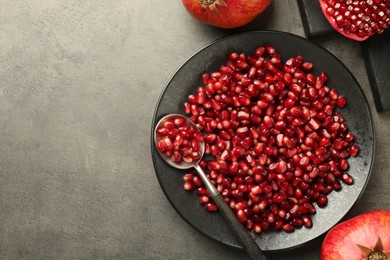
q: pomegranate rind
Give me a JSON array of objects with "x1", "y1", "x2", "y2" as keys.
[
  {"x1": 321, "y1": 210, "x2": 390, "y2": 260},
  {"x1": 182, "y1": 0, "x2": 272, "y2": 29},
  {"x1": 318, "y1": 0, "x2": 369, "y2": 42}
]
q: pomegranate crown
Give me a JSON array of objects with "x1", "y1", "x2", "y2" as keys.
[
  {"x1": 198, "y1": 0, "x2": 227, "y2": 12},
  {"x1": 357, "y1": 237, "x2": 390, "y2": 260}
]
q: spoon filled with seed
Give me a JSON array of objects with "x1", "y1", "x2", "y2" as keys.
[{"x1": 154, "y1": 113, "x2": 266, "y2": 260}]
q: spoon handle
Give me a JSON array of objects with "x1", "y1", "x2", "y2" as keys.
[{"x1": 194, "y1": 164, "x2": 267, "y2": 260}]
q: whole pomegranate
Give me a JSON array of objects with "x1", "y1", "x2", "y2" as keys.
[
  {"x1": 321, "y1": 210, "x2": 390, "y2": 260},
  {"x1": 319, "y1": 0, "x2": 390, "y2": 41},
  {"x1": 181, "y1": 0, "x2": 272, "y2": 29}
]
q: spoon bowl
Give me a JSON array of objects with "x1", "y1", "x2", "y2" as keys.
[{"x1": 154, "y1": 114, "x2": 204, "y2": 170}]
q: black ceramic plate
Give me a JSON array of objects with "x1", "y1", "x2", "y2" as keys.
[{"x1": 151, "y1": 31, "x2": 374, "y2": 251}]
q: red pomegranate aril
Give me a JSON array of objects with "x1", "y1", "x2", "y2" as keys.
[
  {"x1": 171, "y1": 151, "x2": 182, "y2": 163},
  {"x1": 229, "y1": 52, "x2": 239, "y2": 61},
  {"x1": 349, "y1": 144, "x2": 359, "y2": 157},
  {"x1": 290, "y1": 106, "x2": 302, "y2": 116},
  {"x1": 157, "y1": 127, "x2": 170, "y2": 136},
  {"x1": 204, "y1": 133, "x2": 217, "y2": 144},
  {"x1": 199, "y1": 195, "x2": 209, "y2": 205},
  {"x1": 237, "y1": 210, "x2": 247, "y2": 223},
  {"x1": 235, "y1": 201, "x2": 247, "y2": 211},
  {"x1": 219, "y1": 130, "x2": 232, "y2": 140},
  {"x1": 337, "y1": 96, "x2": 347, "y2": 107},
  {"x1": 273, "y1": 219, "x2": 284, "y2": 230},
  {"x1": 192, "y1": 175, "x2": 203, "y2": 187},
  {"x1": 164, "y1": 120, "x2": 176, "y2": 130},
  {"x1": 298, "y1": 203, "x2": 311, "y2": 214},
  {"x1": 196, "y1": 88, "x2": 206, "y2": 104},
  {"x1": 339, "y1": 149, "x2": 350, "y2": 159},
  {"x1": 265, "y1": 212, "x2": 275, "y2": 223},
  {"x1": 283, "y1": 223, "x2": 295, "y2": 233},
  {"x1": 333, "y1": 138, "x2": 344, "y2": 150},
  {"x1": 322, "y1": 185, "x2": 332, "y2": 195},
  {"x1": 329, "y1": 122, "x2": 341, "y2": 133},
  {"x1": 197, "y1": 187, "x2": 210, "y2": 197},
  {"x1": 301, "y1": 61, "x2": 313, "y2": 71},
  {"x1": 205, "y1": 203, "x2": 218, "y2": 212},
  {"x1": 292, "y1": 218, "x2": 304, "y2": 227},
  {"x1": 308, "y1": 87, "x2": 319, "y2": 99},
  {"x1": 317, "y1": 195, "x2": 328, "y2": 208},
  {"x1": 163, "y1": 136, "x2": 174, "y2": 150},
  {"x1": 299, "y1": 156, "x2": 310, "y2": 167},
  {"x1": 302, "y1": 215, "x2": 313, "y2": 228},
  {"x1": 345, "y1": 132, "x2": 355, "y2": 143},
  {"x1": 333, "y1": 179, "x2": 342, "y2": 191},
  {"x1": 338, "y1": 159, "x2": 349, "y2": 170},
  {"x1": 184, "y1": 173, "x2": 195, "y2": 183},
  {"x1": 308, "y1": 119, "x2": 320, "y2": 130},
  {"x1": 156, "y1": 139, "x2": 167, "y2": 153},
  {"x1": 329, "y1": 89, "x2": 339, "y2": 100},
  {"x1": 251, "y1": 185, "x2": 263, "y2": 195},
  {"x1": 253, "y1": 223, "x2": 262, "y2": 233},
  {"x1": 183, "y1": 181, "x2": 195, "y2": 191},
  {"x1": 208, "y1": 161, "x2": 221, "y2": 171},
  {"x1": 277, "y1": 208, "x2": 286, "y2": 219},
  {"x1": 326, "y1": 172, "x2": 336, "y2": 185},
  {"x1": 341, "y1": 173, "x2": 354, "y2": 185},
  {"x1": 244, "y1": 219, "x2": 254, "y2": 229},
  {"x1": 174, "y1": 134, "x2": 184, "y2": 146}
]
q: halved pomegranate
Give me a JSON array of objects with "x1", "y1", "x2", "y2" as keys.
[
  {"x1": 321, "y1": 210, "x2": 390, "y2": 260},
  {"x1": 319, "y1": 0, "x2": 390, "y2": 41},
  {"x1": 181, "y1": 0, "x2": 272, "y2": 29}
]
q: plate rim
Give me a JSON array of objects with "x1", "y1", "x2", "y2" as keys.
[{"x1": 150, "y1": 30, "x2": 376, "y2": 251}]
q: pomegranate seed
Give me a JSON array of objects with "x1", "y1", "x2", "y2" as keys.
[
  {"x1": 349, "y1": 144, "x2": 359, "y2": 157},
  {"x1": 229, "y1": 52, "x2": 238, "y2": 60},
  {"x1": 338, "y1": 159, "x2": 349, "y2": 170},
  {"x1": 317, "y1": 195, "x2": 328, "y2": 208},
  {"x1": 341, "y1": 173, "x2": 354, "y2": 185},
  {"x1": 183, "y1": 173, "x2": 194, "y2": 182},
  {"x1": 204, "y1": 133, "x2": 217, "y2": 143},
  {"x1": 290, "y1": 106, "x2": 302, "y2": 116},
  {"x1": 199, "y1": 195, "x2": 209, "y2": 205},
  {"x1": 205, "y1": 203, "x2": 218, "y2": 212},
  {"x1": 301, "y1": 62, "x2": 313, "y2": 71},
  {"x1": 308, "y1": 119, "x2": 320, "y2": 130},
  {"x1": 237, "y1": 209, "x2": 246, "y2": 223},
  {"x1": 253, "y1": 223, "x2": 262, "y2": 233},
  {"x1": 208, "y1": 161, "x2": 221, "y2": 171},
  {"x1": 184, "y1": 181, "x2": 195, "y2": 191},
  {"x1": 274, "y1": 219, "x2": 284, "y2": 230},
  {"x1": 302, "y1": 215, "x2": 313, "y2": 228},
  {"x1": 283, "y1": 223, "x2": 295, "y2": 233},
  {"x1": 192, "y1": 176, "x2": 203, "y2": 187},
  {"x1": 337, "y1": 96, "x2": 347, "y2": 107},
  {"x1": 251, "y1": 186, "x2": 262, "y2": 195},
  {"x1": 333, "y1": 179, "x2": 342, "y2": 191},
  {"x1": 292, "y1": 218, "x2": 304, "y2": 227},
  {"x1": 329, "y1": 89, "x2": 339, "y2": 100},
  {"x1": 197, "y1": 187, "x2": 210, "y2": 196},
  {"x1": 171, "y1": 151, "x2": 182, "y2": 163}
]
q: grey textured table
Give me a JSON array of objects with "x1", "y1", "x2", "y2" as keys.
[{"x1": 0, "y1": 1, "x2": 389, "y2": 259}]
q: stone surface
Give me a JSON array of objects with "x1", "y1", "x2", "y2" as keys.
[{"x1": 0, "y1": 0, "x2": 389, "y2": 259}]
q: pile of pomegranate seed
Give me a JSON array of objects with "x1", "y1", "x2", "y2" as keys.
[
  {"x1": 182, "y1": 44, "x2": 360, "y2": 234},
  {"x1": 156, "y1": 116, "x2": 203, "y2": 165},
  {"x1": 323, "y1": 0, "x2": 390, "y2": 38}
]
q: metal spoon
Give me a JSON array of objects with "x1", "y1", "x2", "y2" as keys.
[{"x1": 154, "y1": 114, "x2": 267, "y2": 260}]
